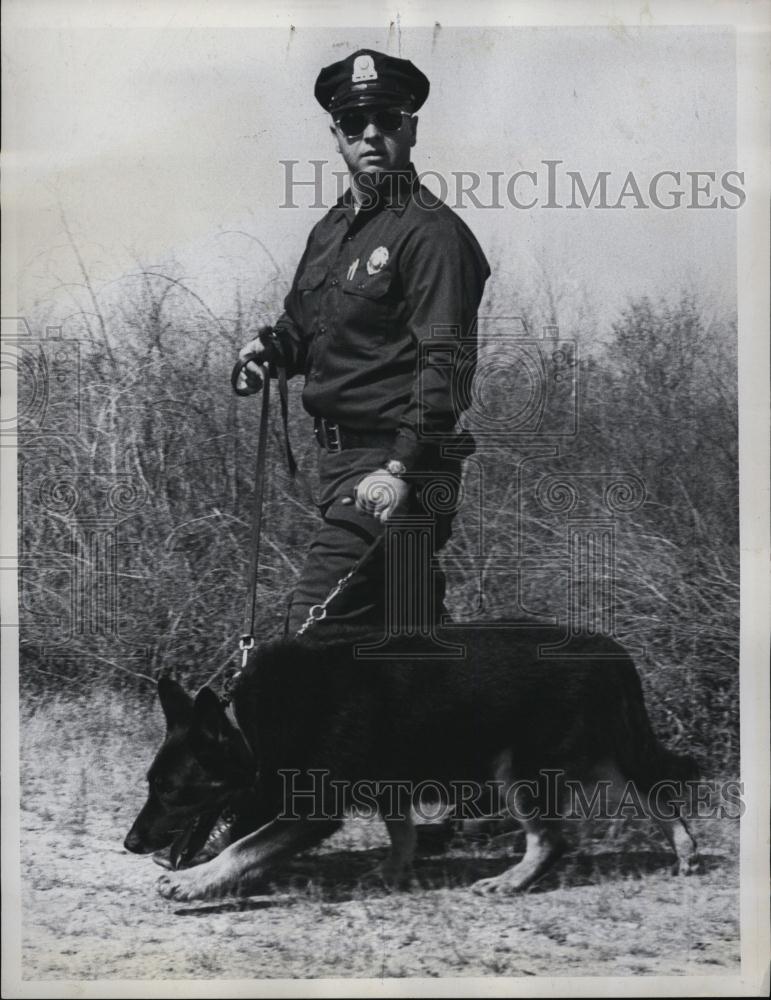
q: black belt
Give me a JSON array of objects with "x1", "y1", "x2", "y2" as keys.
[{"x1": 314, "y1": 417, "x2": 397, "y2": 453}]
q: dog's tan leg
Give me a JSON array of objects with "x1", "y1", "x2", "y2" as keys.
[
  {"x1": 157, "y1": 818, "x2": 340, "y2": 902},
  {"x1": 594, "y1": 760, "x2": 699, "y2": 875},
  {"x1": 471, "y1": 769, "x2": 567, "y2": 896},
  {"x1": 472, "y1": 818, "x2": 567, "y2": 896},
  {"x1": 655, "y1": 815, "x2": 698, "y2": 875}
]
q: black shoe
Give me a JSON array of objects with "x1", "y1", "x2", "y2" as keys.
[{"x1": 415, "y1": 821, "x2": 455, "y2": 856}]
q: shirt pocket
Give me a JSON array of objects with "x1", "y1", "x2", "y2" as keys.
[
  {"x1": 341, "y1": 269, "x2": 396, "y2": 347},
  {"x1": 342, "y1": 269, "x2": 394, "y2": 300}
]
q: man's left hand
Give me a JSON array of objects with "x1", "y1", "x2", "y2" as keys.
[{"x1": 351, "y1": 470, "x2": 411, "y2": 523}]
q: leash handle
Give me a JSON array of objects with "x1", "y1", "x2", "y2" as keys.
[
  {"x1": 224, "y1": 352, "x2": 299, "y2": 700},
  {"x1": 231, "y1": 353, "x2": 264, "y2": 396}
]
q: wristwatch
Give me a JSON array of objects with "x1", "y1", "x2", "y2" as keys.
[{"x1": 385, "y1": 459, "x2": 407, "y2": 478}]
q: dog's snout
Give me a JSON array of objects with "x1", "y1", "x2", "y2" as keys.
[{"x1": 124, "y1": 828, "x2": 146, "y2": 854}]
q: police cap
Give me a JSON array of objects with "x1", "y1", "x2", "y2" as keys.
[{"x1": 315, "y1": 48, "x2": 429, "y2": 113}]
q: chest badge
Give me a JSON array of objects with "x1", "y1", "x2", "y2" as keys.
[
  {"x1": 347, "y1": 258, "x2": 359, "y2": 281},
  {"x1": 366, "y1": 246, "x2": 389, "y2": 275}
]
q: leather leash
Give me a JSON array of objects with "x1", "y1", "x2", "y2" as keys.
[
  {"x1": 230, "y1": 356, "x2": 271, "y2": 680},
  {"x1": 226, "y1": 350, "x2": 384, "y2": 691}
]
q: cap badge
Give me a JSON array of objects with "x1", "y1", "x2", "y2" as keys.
[
  {"x1": 366, "y1": 246, "x2": 389, "y2": 275},
  {"x1": 352, "y1": 54, "x2": 378, "y2": 83}
]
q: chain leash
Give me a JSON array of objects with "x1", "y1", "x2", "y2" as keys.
[
  {"x1": 220, "y1": 529, "x2": 383, "y2": 701},
  {"x1": 295, "y1": 534, "x2": 384, "y2": 637}
]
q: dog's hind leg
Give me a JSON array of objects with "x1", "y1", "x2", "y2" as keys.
[
  {"x1": 472, "y1": 815, "x2": 567, "y2": 896},
  {"x1": 157, "y1": 817, "x2": 341, "y2": 902},
  {"x1": 645, "y1": 758, "x2": 699, "y2": 875},
  {"x1": 656, "y1": 815, "x2": 698, "y2": 875},
  {"x1": 472, "y1": 766, "x2": 567, "y2": 896},
  {"x1": 594, "y1": 759, "x2": 699, "y2": 876},
  {"x1": 641, "y1": 773, "x2": 698, "y2": 876}
]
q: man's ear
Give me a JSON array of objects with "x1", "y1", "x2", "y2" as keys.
[
  {"x1": 192, "y1": 686, "x2": 232, "y2": 746},
  {"x1": 157, "y1": 677, "x2": 194, "y2": 730},
  {"x1": 409, "y1": 115, "x2": 418, "y2": 148},
  {"x1": 329, "y1": 121, "x2": 342, "y2": 155}
]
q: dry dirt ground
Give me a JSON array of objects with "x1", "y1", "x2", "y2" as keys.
[{"x1": 16, "y1": 690, "x2": 739, "y2": 982}]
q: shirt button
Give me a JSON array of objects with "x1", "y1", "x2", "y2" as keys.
[
  {"x1": 319, "y1": 325, "x2": 327, "y2": 334},
  {"x1": 330, "y1": 278, "x2": 339, "y2": 287}
]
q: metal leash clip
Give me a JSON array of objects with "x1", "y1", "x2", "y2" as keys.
[
  {"x1": 238, "y1": 634, "x2": 255, "y2": 670},
  {"x1": 221, "y1": 635, "x2": 255, "y2": 705},
  {"x1": 295, "y1": 558, "x2": 368, "y2": 637}
]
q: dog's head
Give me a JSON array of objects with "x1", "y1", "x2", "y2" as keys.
[{"x1": 124, "y1": 678, "x2": 257, "y2": 863}]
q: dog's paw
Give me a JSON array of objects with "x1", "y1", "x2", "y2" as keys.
[
  {"x1": 157, "y1": 868, "x2": 222, "y2": 902},
  {"x1": 675, "y1": 854, "x2": 701, "y2": 876},
  {"x1": 471, "y1": 875, "x2": 523, "y2": 897}
]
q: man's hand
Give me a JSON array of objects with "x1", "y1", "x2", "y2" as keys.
[
  {"x1": 350, "y1": 470, "x2": 411, "y2": 523},
  {"x1": 236, "y1": 328, "x2": 272, "y2": 395}
]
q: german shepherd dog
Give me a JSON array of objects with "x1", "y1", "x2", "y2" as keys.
[{"x1": 125, "y1": 628, "x2": 699, "y2": 902}]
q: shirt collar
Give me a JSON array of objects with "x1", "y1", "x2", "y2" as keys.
[
  {"x1": 382, "y1": 165, "x2": 419, "y2": 215},
  {"x1": 331, "y1": 164, "x2": 419, "y2": 221}
]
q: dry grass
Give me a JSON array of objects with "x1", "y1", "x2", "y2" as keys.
[{"x1": 17, "y1": 689, "x2": 740, "y2": 981}]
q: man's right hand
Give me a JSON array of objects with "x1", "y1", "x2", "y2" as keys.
[{"x1": 236, "y1": 329, "x2": 272, "y2": 395}]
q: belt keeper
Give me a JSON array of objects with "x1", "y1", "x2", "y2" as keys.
[
  {"x1": 326, "y1": 422, "x2": 341, "y2": 452},
  {"x1": 315, "y1": 418, "x2": 342, "y2": 452}
]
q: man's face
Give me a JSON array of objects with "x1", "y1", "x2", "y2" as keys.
[{"x1": 330, "y1": 105, "x2": 418, "y2": 179}]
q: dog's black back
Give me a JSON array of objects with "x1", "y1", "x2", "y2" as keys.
[{"x1": 232, "y1": 627, "x2": 696, "y2": 810}]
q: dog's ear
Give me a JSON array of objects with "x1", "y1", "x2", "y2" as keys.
[
  {"x1": 157, "y1": 676, "x2": 194, "y2": 729},
  {"x1": 192, "y1": 686, "x2": 231, "y2": 746}
]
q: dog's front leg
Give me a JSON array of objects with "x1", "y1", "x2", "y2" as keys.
[{"x1": 157, "y1": 817, "x2": 340, "y2": 902}]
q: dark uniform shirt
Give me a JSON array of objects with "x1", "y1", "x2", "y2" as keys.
[{"x1": 268, "y1": 166, "x2": 490, "y2": 471}]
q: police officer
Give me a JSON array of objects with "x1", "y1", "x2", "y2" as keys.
[{"x1": 237, "y1": 48, "x2": 490, "y2": 637}]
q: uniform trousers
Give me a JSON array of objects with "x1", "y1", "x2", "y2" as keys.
[{"x1": 285, "y1": 443, "x2": 463, "y2": 637}]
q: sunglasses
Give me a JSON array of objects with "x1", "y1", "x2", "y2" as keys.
[{"x1": 333, "y1": 108, "x2": 412, "y2": 140}]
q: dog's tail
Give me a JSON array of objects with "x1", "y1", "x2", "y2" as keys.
[
  {"x1": 616, "y1": 661, "x2": 701, "y2": 790},
  {"x1": 648, "y1": 745, "x2": 700, "y2": 785}
]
